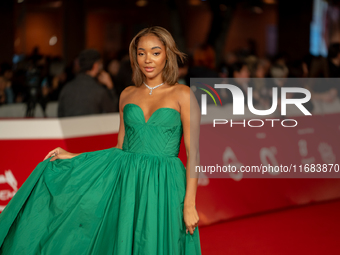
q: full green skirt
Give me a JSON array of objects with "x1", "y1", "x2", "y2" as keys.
[{"x1": 0, "y1": 147, "x2": 201, "y2": 254}]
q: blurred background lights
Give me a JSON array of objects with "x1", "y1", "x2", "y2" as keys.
[
  {"x1": 49, "y1": 1, "x2": 62, "y2": 8},
  {"x1": 17, "y1": 0, "x2": 24, "y2": 3},
  {"x1": 262, "y1": 0, "x2": 277, "y2": 4},
  {"x1": 219, "y1": 4, "x2": 228, "y2": 11},
  {"x1": 252, "y1": 6, "x2": 263, "y2": 14},
  {"x1": 136, "y1": 0, "x2": 148, "y2": 7},
  {"x1": 14, "y1": 38, "x2": 20, "y2": 47},
  {"x1": 189, "y1": 0, "x2": 201, "y2": 6},
  {"x1": 49, "y1": 36, "x2": 58, "y2": 46}
]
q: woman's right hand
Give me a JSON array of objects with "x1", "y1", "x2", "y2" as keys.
[{"x1": 43, "y1": 147, "x2": 75, "y2": 161}]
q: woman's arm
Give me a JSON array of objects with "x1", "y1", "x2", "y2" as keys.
[
  {"x1": 114, "y1": 86, "x2": 133, "y2": 149},
  {"x1": 44, "y1": 147, "x2": 80, "y2": 161},
  {"x1": 179, "y1": 85, "x2": 201, "y2": 235}
]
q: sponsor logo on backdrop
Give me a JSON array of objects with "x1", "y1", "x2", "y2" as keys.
[{"x1": 0, "y1": 170, "x2": 18, "y2": 212}]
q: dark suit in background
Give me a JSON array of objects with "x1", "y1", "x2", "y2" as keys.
[{"x1": 58, "y1": 73, "x2": 117, "y2": 117}]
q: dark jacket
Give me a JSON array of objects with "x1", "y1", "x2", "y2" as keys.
[{"x1": 58, "y1": 73, "x2": 117, "y2": 117}]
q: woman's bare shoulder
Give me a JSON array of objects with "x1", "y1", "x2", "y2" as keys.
[
  {"x1": 173, "y1": 84, "x2": 192, "y2": 102},
  {"x1": 118, "y1": 85, "x2": 137, "y2": 111},
  {"x1": 174, "y1": 84, "x2": 200, "y2": 115},
  {"x1": 122, "y1": 85, "x2": 136, "y2": 95},
  {"x1": 120, "y1": 85, "x2": 136, "y2": 101}
]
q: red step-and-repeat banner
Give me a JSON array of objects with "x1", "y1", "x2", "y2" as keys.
[{"x1": 1, "y1": 112, "x2": 340, "y2": 227}]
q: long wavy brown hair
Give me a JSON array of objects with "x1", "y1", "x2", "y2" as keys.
[{"x1": 129, "y1": 26, "x2": 186, "y2": 87}]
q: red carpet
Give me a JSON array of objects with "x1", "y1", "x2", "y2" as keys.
[{"x1": 199, "y1": 198, "x2": 340, "y2": 255}]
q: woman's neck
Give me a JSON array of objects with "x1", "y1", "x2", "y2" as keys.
[{"x1": 144, "y1": 77, "x2": 164, "y2": 87}]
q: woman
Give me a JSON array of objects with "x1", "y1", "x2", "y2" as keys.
[{"x1": 0, "y1": 26, "x2": 202, "y2": 254}]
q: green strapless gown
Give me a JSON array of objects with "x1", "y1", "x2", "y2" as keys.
[{"x1": 0, "y1": 103, "x2": 202, "y2": 255}]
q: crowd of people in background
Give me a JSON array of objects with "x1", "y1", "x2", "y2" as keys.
[{"x1": 1, "y1": 41, "x2": 340, "y2": 117}]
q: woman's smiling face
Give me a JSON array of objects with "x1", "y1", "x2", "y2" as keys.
[{"x1": 137, "y1": 34, "x2": 167, "y2": 82}]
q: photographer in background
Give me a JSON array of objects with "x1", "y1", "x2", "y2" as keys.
[
  {"x1": 58, "y1": 49, "x2": 118, "y2": 118},
  {"x1": 25, "y1": 61, "x2": 42, "y2": 117},
  {"x1": 0, "y1": 62, "x2": 14, "y2": 105}
]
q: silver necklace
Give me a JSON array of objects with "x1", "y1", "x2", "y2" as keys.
[{"x1": 143, "y1": 81, "x2": 165, "y2": 95}]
